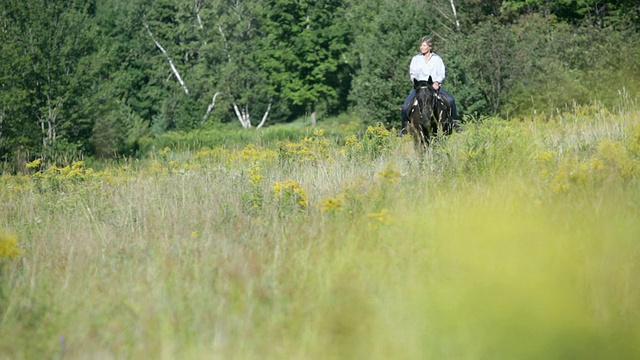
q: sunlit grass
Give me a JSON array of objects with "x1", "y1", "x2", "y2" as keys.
[{"x1": 0, "y1": 104, "x2": 639, "y2": 359}]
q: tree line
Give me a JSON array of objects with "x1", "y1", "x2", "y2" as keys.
[{"x1": 1, "y1": 0, "x2": 639, "y2": 166}]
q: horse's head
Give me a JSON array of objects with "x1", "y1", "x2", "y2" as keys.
[
  {"x1": 412, "y1": 76, "x2": 436, "y2": 123},
  {"x1": 413, "y1": 76, "x2": 433, "y2": 91}
]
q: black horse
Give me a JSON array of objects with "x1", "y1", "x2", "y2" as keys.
[{"x1": 406, "y1": 76, "x2": 454, "y2": 149}]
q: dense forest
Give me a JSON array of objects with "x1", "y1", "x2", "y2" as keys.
[{"x1": 1, "y1": 0, "x2": 639, "y2": 164}]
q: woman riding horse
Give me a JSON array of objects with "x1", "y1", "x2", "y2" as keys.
[{"x1": 400, "y1": 36, "x2": 460, "y2": 135}]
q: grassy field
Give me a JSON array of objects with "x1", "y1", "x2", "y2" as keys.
[{"x1": 1, "y1": 101, "x2": 640, "y2": 359}]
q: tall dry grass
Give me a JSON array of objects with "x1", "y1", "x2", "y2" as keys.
[{"x1": 1, "y1": 102, "x2": 639, "y2": 359}]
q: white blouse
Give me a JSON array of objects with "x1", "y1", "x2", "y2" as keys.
[{"x1": 409, "y1": 52, "x2": 445, "y2": 84}]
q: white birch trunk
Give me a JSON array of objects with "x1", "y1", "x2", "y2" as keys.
[
  {"x1": 217, "y1": 24, "x2": 232, "y2": 62},
  {"x1": 202, "y1": 91, "x2": 221, "y2": 124},
  {"x1": 195, "y1": 0, "x2": 204, "y2": 29},
  {"x1": 256, "y1": 100, "x2": 272, "y2": 130},
  {"x1": 449, "y1": 0, "x2": 460, "y2": 30},
  {"x1": 144, "y1": 22, "x2": 190, "y2": 95},
  {"x1": 39, "y1": 94, "x2": 61, "y2": 147},
  {"x1": 232, "y1": 102, "x2": 251, "y2": 129},
  {"x1": 40, "y1": 118, "x2": 45, "y2": 146}
]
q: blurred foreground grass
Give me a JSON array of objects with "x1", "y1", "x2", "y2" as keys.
[{"x1": 1, "y1": 104, "x2": 639, "y2": 359}]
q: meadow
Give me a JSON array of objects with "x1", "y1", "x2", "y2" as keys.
[{"x1": 1, "y1": 98, "x2": 640, "y2": 359}]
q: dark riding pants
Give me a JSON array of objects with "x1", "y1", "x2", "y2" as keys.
[{"x1": 401, "y1": 88, "x2": 459, "y2": 128}]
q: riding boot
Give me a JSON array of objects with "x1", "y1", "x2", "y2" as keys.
[
  {"x1": 438, "y1": 88, "x2": 462, "y2": 132},
  {"x1": 400, "y1": 122, "x2": 408, "y2": 136},
  {"x1": 400, "y1": 89, "x2": 416, "y2": 136},
  {"x1": 400, "y1": 107, "x2": 408, "y2": 136},
  {"x1": 451, "y1": 120, "x2": 462, "y2": 132},
  {"x1": 450, "y1": 104, "x2": 462, "y2": 132},
  {"x1": 443, "y1": 118, "x2": 461, "y2": 133}
]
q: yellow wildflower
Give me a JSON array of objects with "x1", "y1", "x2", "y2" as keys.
[
  {"x1": 273, "y1": 179, "x2": 308, "y2": 208},
  {"x1": 248, "y1": 165, "x2": 264, "y2": 186},
  {"x1": 159, "y1": 147, "x2": 171, "y2": 157},
  {"x1": 344, "y1": 135, "x2": 358, "y2": 146},
  {"x1": 320, "y1": 196, "x2": 344, "y2": 213},
  {"x1": 26, "y1": 158, "x2": 42, "y2": 169},
  {"x1": 533, "y1": 151, "x2": 554, "y2": 163},
  {"x1": 377, "y1": 165, "x2": 401, "y2": 184},
  {"x1": 367, "y1": 209, "x2": 391, "y2": 224},
  {"x1": 0, "y1": 231, "x2": 22, "y2": 260}
]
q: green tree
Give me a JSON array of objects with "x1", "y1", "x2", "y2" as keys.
[
  {"x1": 206, "y1": 0, "x2": 277, "y2": 129},
  {"x1": 0, "y1": 1, "x2": 39, "y2": 166},
  {"x1": 0, "y1": 0, "x2": 98, "y2": 165},
  {"x1": 451, "y1": 14, "x2": 640, "y2": 118},
  {"x1": 453, "y1": 21, "x2": 522, "y2": 115},
  {"x1": 501, "y1": 0, "x2": 640, "y2": 28},
  {"x1": 348, "y1": 0, "x2": 454, "y2": 126},
  {"x1": 262, "y1": 0, "x2": 352, "y2": 124}
]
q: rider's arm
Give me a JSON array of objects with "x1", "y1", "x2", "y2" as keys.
[
  {"x1": 431, "y1": 56, "x2": 446, "y2": 84},
  {"x1": 409, "y1": 55, "x2": 420, "y2": 82}
]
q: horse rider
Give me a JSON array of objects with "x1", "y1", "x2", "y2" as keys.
[{"x1": 400, "y1": 36, "x2": 461, "y2": 134}]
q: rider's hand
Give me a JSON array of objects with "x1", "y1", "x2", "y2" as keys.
[{"x1": 433, "y1": 82, "x2": 440, "y2": 90}]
